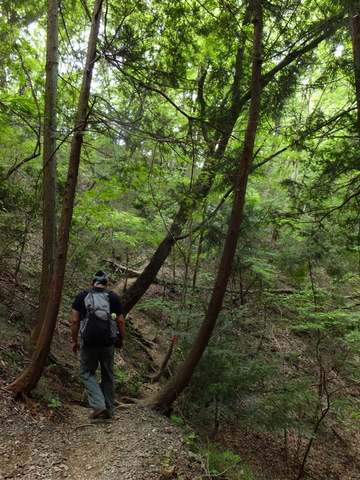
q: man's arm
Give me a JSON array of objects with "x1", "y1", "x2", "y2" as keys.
[
  {"x1": 71, "y1": 309, "x2": 81, "y2": 356},
  {"x1": 116, "y1": 314, "x2": 125, "y2": 349}
]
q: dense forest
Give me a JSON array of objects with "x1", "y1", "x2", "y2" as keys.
[{"x1": 1, "y1": 0, "x2": 360, "y2": 479}]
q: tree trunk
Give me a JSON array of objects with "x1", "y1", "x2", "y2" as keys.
[
  {"x1": 7, "y1": 0, "x2": 104, "y2": 396},
  {"x1": 349, "y1": 0, "x2": 360, "y2": 132},
  {"x1": 143, "y1": 0, "x2": 263, "y2": 411},
  {"x1": 31, "y1": 0, "x2": 59, "y2": 344}
]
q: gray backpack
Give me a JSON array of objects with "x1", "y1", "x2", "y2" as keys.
[{"x1": 80, "y1": 289, "x2": 117, "y2": 347}]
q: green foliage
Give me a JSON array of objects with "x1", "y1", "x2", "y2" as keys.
[
  {"x1": 197, "y1": 443, "x2": 261, "y2": 480},
  {"x1": 139, "y1": 296, "x2": 204, "y2": 328},
  {"x1": 114, "y1": 366, "x2": 127, "y2": 386},
  {"x1": 170, "y1": 413, "x2": 184, "y2": 426},
  {"x1": 47, "y1": 397, "x2": 63, "y2": 409},
  {"x1": 0, "y1": 167, "x2": 40, "y2": 261},
  {"x1": 114, "y1": 364, "x2": 142, "y2": 398},
  {"x1": 186, "y1": 313, "x2": 287, "y2": 432},
  {"x1": 1, "y1": 4, "x2": 360, "y2": 477},
  {"x1": 0, "y1": 168, "x2": 33, "y2": 213}
]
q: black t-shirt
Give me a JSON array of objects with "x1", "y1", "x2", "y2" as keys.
[{"x1": 72, "y1": 287, "x2": 123, "y2": 319}]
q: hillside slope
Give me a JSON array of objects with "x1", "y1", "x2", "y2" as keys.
[{"x1": 1, "y1": 278, "x2": 360, "y2": 480}]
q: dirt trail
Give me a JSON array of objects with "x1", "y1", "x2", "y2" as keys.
[
  {"x1": 0, "y1": 309, "x2": 205, "y2": 480},
  {"x1": 0, "y1": 395, "x2": 205, "y2": 480}
]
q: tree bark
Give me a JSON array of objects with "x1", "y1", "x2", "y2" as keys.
[
  {"x1": 7, "y1": 0, "x2": 104, "y2": 396},
  {"x1": 348, "y1": 0, "x2": 360, "y2": 132},
  {"x1": 143, "y1": 0, "x2": 264, "y2": 411},
  {"x1": 31, "y1": 0, "x2": 59, "y2": 344}
]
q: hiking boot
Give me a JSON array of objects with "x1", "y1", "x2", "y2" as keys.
[
  {"x1": 89, "y1": 407, "x2": 106, "y2": 419},
  {"x1": 104, "y1": 409, "x2": 114, "y2": 419}
]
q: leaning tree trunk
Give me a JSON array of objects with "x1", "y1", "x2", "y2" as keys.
[
  {"x1": 7, "y1": 0, "x2": 104, "y2": 396},
  {"x1": 31, "y1": 0, "x2": 59, "y2": 345},
  {"x1": 143, "y1": 0, "x2": 264, "y2": 411}
]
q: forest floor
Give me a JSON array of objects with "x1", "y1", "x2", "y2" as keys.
[
  {"x1": 0, "y1": 391, "x2": 205, "y2": 480},
  {"x1": 0, "y1": 309, "x2": 206, "y2": 480},
  {"x1": 1, "y1": 299, "x2": 360, "y2": 480}
]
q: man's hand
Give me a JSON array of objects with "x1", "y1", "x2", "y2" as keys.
[{"x1": 72, "y1": 341, "x2": 80, "y2": 357}]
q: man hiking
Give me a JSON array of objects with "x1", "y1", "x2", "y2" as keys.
[{"x1": 71, "y1": 270, "x2": 125, "y2": 419}]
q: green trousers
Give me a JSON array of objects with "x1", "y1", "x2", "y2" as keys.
[{"x1": 80, "y1": 345, "x2": 115, "y2": 411}]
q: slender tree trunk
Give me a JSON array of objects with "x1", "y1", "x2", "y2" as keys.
[
  {"x1": 7, "y1": 0, "x2": 104, "y2": 396},
  {"x1": 348, "y1": 2, "x2": 360, "y2": 282},
  {"x1": 192, "y1": 226, "x2": 204, "y2": 291},
  {"x1": 143, "y1": 0, "x2": 264, "y2": 411},
  {"x1": 31, "y1": 0, "x2": 59, "y2": 344},
  {"x1": 349, "y1": 0, "x2": 360, "y2": 131}
]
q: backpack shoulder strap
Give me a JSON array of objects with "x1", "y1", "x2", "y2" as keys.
[{"x1": 84, "y1": 288, "x2": 99, "y2": 312}]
